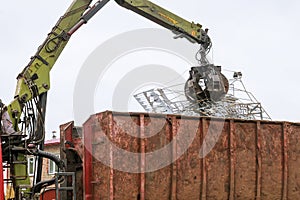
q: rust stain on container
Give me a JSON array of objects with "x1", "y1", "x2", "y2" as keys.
[
  {"x1": 256, "y1": 122, "x2": 262, "y2": 200},
  {"x1": 140, "y1": 114, "x2": 146, "y2": 200},
  {"x1": 201, "y1": 118, "x2": 207, "y2": 200},
  {"x1": 171, "y1": 116, "x2": 177, "y2": 200},
  {"x1": 83, "y1": 111, "x2": 300, "y2": 200},
  {"x1": 282, "y1": 123, "x2": 289, "y2": 200},
  {"x1": 229, "y1": 120, "x2": 235, "y2": 200}
]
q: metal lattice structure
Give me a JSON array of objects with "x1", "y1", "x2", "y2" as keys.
[{"x1": 134, "y1": 72, "x2": 271, "y2": 120}]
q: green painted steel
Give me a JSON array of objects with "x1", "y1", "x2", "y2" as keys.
[
  {"x1": 8, "y1": 0, "x2": 92, "y2": 131},
  {"x1": 6, "y1": 0, "x2": 93, "y2": 197},
  {"x1": 115, "y1": 0, "x2": 210, "y2": 45}
]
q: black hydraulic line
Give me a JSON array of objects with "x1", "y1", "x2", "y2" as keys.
[
  {"x1": 68, "y1": 0, "x2": 110, "y2": 35},
  {"x1": 32, "y1": 149, "x2": 65, "y2": 195},
  {"x1": 82, "y1": 0, "x2": 110, "y2": 22},
  {"x1": 33, "y1": 93, "x2": 47, "y2": 190}
]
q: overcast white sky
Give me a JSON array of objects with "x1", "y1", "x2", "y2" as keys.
[{"x1": 0, "y1": 0, "x2": 299, "y2": 138}]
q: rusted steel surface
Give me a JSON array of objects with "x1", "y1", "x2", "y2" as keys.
[
  {"x1": 229, "y1": 120, "x2": 235, "y2": 200},
  {"x1": 201, "y1": 118, "x2": 207, "y2": 200},
  {"x1": 60, "y1": 122, "x2": 84, "y2": 200},
  {"x1": 83, "y1": 111, "x2": 300, "y2": 200},
  {"x1": 140, "y1": 114, "x2": 146, "y2": 200},
  {"x1": 40, "y1": 189, "x2": 56, "y2": 199},
  {"x1": 256, "y1": 122, "x2": 262, "y2": 200},
  {"x1": 83, "y1": 118, "x2": 94, "y2": 200}
]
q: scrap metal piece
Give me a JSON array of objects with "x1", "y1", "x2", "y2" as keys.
[{"x1": 134, "y1": 71, "x2": 271, "y2": 121}]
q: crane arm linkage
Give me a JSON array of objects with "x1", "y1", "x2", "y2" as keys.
[{"x1": 115, "y1": 0, "x2": 211, "y2": 47}]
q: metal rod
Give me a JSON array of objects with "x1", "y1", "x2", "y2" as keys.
[{"x1": 68, "y1": 0, "x2": 110, "y2": 36}]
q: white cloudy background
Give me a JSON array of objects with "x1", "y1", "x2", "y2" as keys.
[{"x1": 0, "y1": 0, "x2": 299, "y2": 137}]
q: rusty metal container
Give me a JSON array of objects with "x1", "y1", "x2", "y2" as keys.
[{"x1": 83, "y1": 111, "x2": 300, "y2": 200}]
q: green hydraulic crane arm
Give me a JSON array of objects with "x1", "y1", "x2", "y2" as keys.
[
  {"x1": 6, "y1": 0, "x2": 106, "y2": 131},
  {"x1": 4, "y1": 0, "x2": 112, "y2": 197},
  {"x1": 6, "y1": 0, "x2": 210, "y2": 136},
  {"x1": 115, "y1": 0, "x2": 211, "y2": 48}
]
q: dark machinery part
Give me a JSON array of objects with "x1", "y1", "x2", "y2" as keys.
[
  {"x1": 68, "y1": 0, "x2": 110, "y2": 36},
  {"x1": 33, "y1": 92, "x2": 47, "y2": 194},
  {"x1": 185, "y1": 65, "x2": 229, "y2": 103}
]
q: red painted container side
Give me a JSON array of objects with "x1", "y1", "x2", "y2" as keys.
[
  {"x1": 60, "y1": 122, "x2": 84, "y2": 200},
  {"x1": 84, "y1": 117, "x2": 93, "y2": 200},
  {"x1": 39, "y1": 189, "x2": 57, "y2": 200},
  {"x1": 83, "y1": 111, "x2": 300, "y2": 200}
]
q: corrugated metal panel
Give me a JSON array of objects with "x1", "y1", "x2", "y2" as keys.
[{"x1": 83, "y1": 111, "x2": 300, "y2": 200}]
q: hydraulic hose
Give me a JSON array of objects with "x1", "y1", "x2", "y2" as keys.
[{"x1": 31, "y1": 149, "x2": 65, "y2": 195}]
